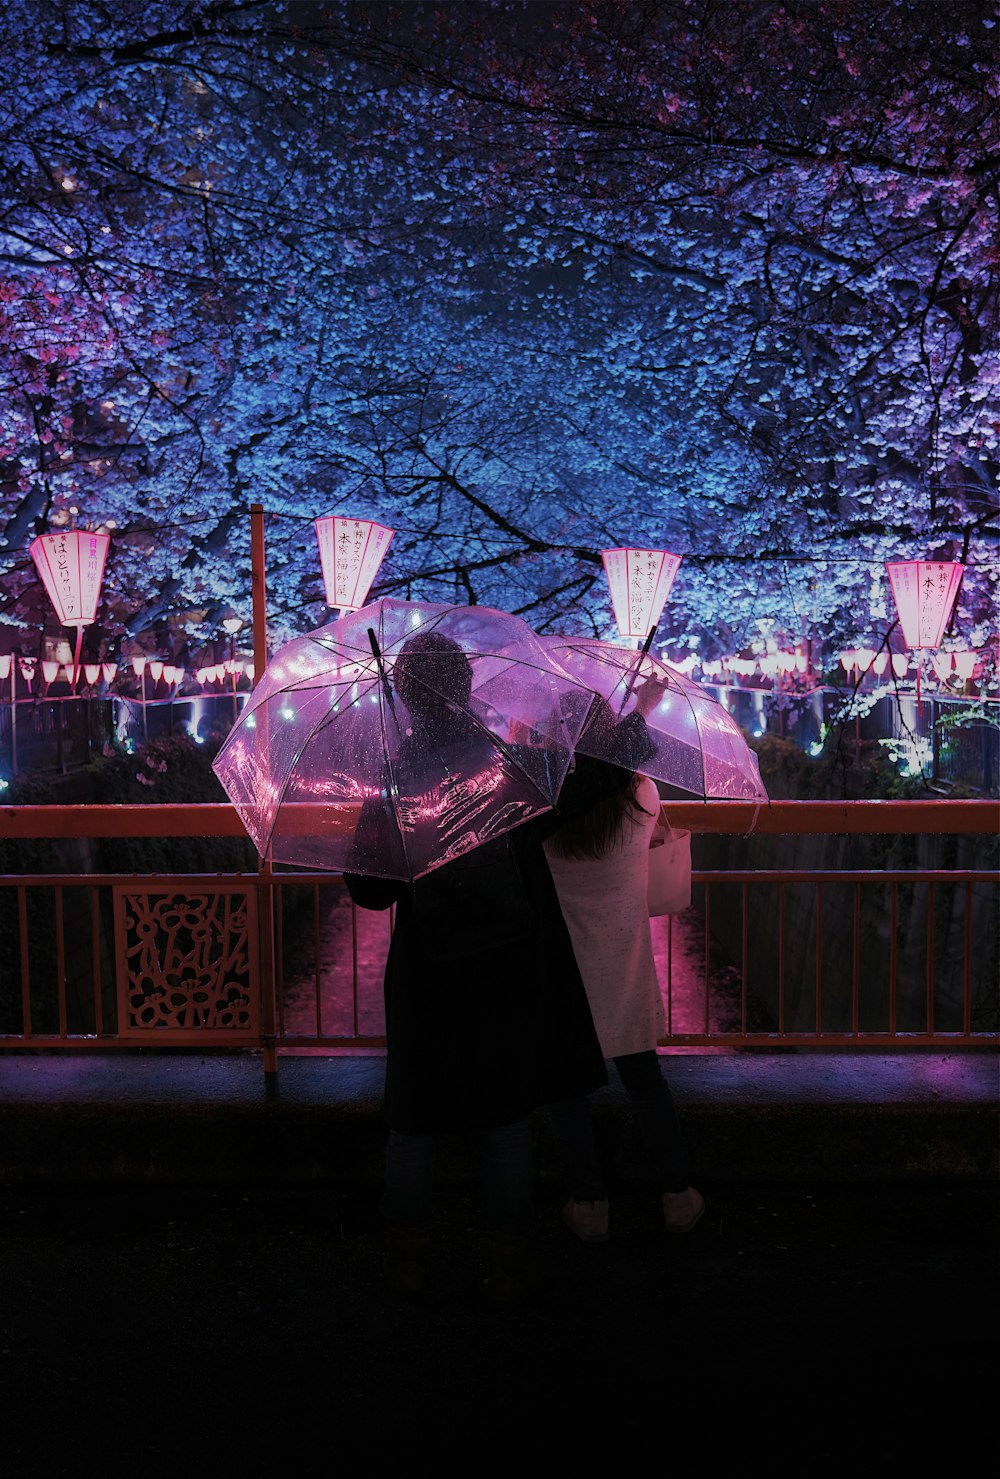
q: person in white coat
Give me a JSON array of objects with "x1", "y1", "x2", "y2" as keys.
[{"x1": 543, "y1": 685, "x2": 705, "y2": 1243}]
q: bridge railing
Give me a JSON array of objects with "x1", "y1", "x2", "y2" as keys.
[{"x1": 1, "y1": 801, "x2": 996, "y2": 1075}]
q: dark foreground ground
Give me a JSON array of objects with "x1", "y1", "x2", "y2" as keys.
[{"x1": 1, "y1": 1172, "x2": 996, "y2": 1473}]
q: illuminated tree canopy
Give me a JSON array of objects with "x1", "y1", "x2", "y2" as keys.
[{"x1": 0, "y1": 0, "x2": 996, "y2": 677}]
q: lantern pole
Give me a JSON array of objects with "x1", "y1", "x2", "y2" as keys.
[
  {"x1": 222, "y1": 615, "x2": 244, "y2": 724},
  {"x1": 250, "y1": 503, "x2": 268, "y2": 683},
  {"x1": 0, "y1": 656, "x2": 16, "y2": 776},
  {"x1": 249, "y1": 501, "x2": 277, "y2": 1080}
]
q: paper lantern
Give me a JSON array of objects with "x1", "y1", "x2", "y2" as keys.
[
  {"x1": 148, "y1": 660, "x2": 163, "y2": 682},
  {"x1": 953, "y1": 651, "x2": 977, "y2": 681},
  {"x1": 886, "y1": 561, "x2": 964, "y2": 650},
  {"x1": 84, "y1": 663, "x2": 101, "y2": 685},
  {"x1": 41, "y1": 660, "x2": 60, "y2": 684},
  {"x1": 315, "y1": 516, "x2": 394, "y2": 611},
  {"x1": 891, "y1": 653, "x2": 908, "y2": 678},
  {"x1": 102, "y1": 662, "x2": 116, "y2": 684},
  {"x1": 0, "y1": 655, "x2": 12, "y2": 680},
  {"x1": 601, "y1": 548, "x2": 682, "y2": 640},
  {"x1": 130, "y1": 656, "x2": 146, "y2": 677},
  {"x1": 931, "y1": 653, "x2": 954, "y2": 683},
  {"x1": 30, "y1": 530, "x2": 110, "y2": 627}
]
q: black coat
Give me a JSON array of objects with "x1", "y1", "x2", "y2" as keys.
[{"x1": 343, "y1": 744, "x2": 608, "y2": 1134}]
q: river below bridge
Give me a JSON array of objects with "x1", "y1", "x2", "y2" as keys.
[{"x1": 278, "y1": 887, "x2": 742, "y2": 1054}]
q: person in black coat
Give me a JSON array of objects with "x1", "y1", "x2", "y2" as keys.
[{"x1": 342, "y1": 630, "x2": 607, "y2": 1301}]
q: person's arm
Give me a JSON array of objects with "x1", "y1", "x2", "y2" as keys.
[{"x1": 341, "y1": 793, "x2": 406, "y2": 911}]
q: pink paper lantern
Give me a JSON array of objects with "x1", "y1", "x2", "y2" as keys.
[
  {"x1": 41, "y1": 660, "x2": 60, "y2": 684},
  {"x1": 953, "y1": 651, "x2": 977, "y2": 681},
  {"x1": 315, "y1": 516, "x2": 394, "y2": 611},
  {"x1": 601, "y1": 547, "x2": 682, "y2": 640},
  {"x1": 102, "y1": 662, "x2": 117, "y2": 684},
  {"x1": 84, "y1": 663, "x2": 101, "y2": 685},
  {"x1": 885, "y1": 561, "x2": 964, "y2": 650},
  {"x1": 931, "y1": 653, "x2": 954, "y2": 683},
  {"x1": 0, "y1": 655, "x2": 12, "y2": 680},
  {"x1": 29, "y1": 530, "x2": 110, "y2": 627},
  {"x1": 130, "y1": 656, "x2": 146, "y2": 677},
  {"x1": 148, "y1": 660, "x2": 163, "y2": 682}
]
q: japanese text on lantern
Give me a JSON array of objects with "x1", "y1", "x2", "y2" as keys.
[
  {"x1": 602, "y1": 548, "x2": 682, "y2": 640},
  {"x1": 30, "y1": 529, "x2": 110, "y2": 626},
  {"x1": 886, "y1": 560, "x2": 964, "y2": 649},
  {"x1": 315, "y1": 516, "x2": 394, "y2": 610}
]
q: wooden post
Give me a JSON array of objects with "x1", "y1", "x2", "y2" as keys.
[{"x1": 249, "y1": 504, "x2": 278, "y2": 1080}]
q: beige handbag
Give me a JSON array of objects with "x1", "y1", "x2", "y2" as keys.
[{"x1": 647, "y1": 821, "x2": 692, "y2": 916}]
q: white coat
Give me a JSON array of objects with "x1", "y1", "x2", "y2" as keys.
[{"x1": 544, "y1": 774, "x2": 667, "y2": 1059}]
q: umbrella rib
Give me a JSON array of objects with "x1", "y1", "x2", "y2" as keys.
[{"x1": 259, "y1": 690, "x2": 367, "y2": 856}]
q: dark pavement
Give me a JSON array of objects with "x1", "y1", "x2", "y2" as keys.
[{"x1": 0, "y1": 1050, "x2": 996, "y2": 1471}]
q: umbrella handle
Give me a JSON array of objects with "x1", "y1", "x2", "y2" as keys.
[
  {"x1": 368, "y1": 627, "x2": 396, "y2": 713},
  {"x1": 618, "y1": 624, "x2": 659, "y2": 712}
]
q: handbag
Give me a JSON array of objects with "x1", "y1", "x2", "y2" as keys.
[{"x1": 647, "y1": 820, "x2": 692, "y2": 916}]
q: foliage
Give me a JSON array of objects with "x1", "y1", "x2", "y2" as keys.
[
  {"x1": 751, "y1": 730, "x2": 928, "y2": 801},
  {"x1": 0, "y1": 1, "x2": 995, "y2": 690},
  {"x1": 83, "y1": 734, "x2": 258, "y2": 872}
]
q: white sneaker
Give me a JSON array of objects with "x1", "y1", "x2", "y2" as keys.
[
  {"x1": 662, "y1": 1187, "x2": 705, "y2": 1233},
  {"x1": 562, "y1": 1198, "x2": 610, "y2": 1243}
]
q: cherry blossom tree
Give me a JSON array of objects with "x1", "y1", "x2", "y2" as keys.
[{"x1": 0, "y1": 0, "x2": 995, "y2": 687}]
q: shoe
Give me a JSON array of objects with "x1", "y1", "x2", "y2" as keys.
[
  {"x1": 662, "y1": 1187, "x2": 705, "y2": 1233},
  {"x1": 486, "y1": 1234, "x2": 543, "y2": 1305},
  {"x1": 384, "y1": 1224, "x2": 430, "y2": 1293},
  {"x1": 562, "y1": 1198, "x2": 610, "y2": 1243}
]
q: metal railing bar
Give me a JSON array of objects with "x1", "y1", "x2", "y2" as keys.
[
  {"x1": 778, "y1": 882, "x2": 786, "y2": 1035},
  {"x1": 889, "y1": 882, "x2": 898, "y2": 1037},
  {"x1": 964, "y1": 881, "x2": 973, "y2": 1037},
  {"x1": 815, "y1": 881, "x2": 823, "y2": 1036},
  {"x1": 740, "y1": 881, "x2": 749, "y2": 1036},
  {"x1": 18, "y1": 884, "x2": 31, "y2": 1037},
  {"x1": 852, "y1": 882, "x2": 861, "y2": 1035},
  {"x1": 312, "y1": 882, "x2": 323, "y2": 1037},
  {"x1": 926, "y1": 881, "x2": 935, "y2": 1037}
]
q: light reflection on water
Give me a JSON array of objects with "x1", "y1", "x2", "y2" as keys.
[{"x1": 280, "y1": 886, "x2": 743, "y2": 1053}]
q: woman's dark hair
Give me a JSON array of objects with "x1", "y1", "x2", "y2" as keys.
[
  {"x1": 547, "y1": 751, "x2": 655, "y2": 860},
  {"x1": 393, "y1": 631, "x2": 473, "y2": 717}
]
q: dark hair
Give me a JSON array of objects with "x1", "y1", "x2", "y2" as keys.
[
  {"x1": 547, "y1": 752, "x2": 654, "y2": 860},
  {"x1": 393, "y1": 631, "x2": 473, "y2": 717}
]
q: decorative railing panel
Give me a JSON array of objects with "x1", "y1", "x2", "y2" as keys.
[{"x1": 113, "y1": 883, "x2": 259, "y2": 1041}]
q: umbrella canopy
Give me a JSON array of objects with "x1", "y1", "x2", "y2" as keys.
[
  {"x1": 534, "y1": 635, "x2": 767, "y2": 801},
  {"x1": 212, "y1": 599, "x2": 595, "y2": 880}
]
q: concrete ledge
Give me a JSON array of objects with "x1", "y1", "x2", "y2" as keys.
[{"x1": 0, "y1": 1051, "x2": 995, "y2": 1185}]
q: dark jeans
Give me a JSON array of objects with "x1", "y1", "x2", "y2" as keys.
[
  {"x1": 547, "y1": 1049, "x2": 691, "y2": 1200},
  {"x1": 381, "y1": 1118, "x2": 536, "y2": 1238}
]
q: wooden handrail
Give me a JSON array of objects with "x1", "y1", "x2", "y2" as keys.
[{"x1": 1, "y1": 798, "x2": 997, "y2": 838}]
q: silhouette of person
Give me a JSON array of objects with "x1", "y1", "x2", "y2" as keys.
[
  {"x1": 543, "y1": 677, "x2": 705, "y2": 1242},
  {"x1": 342, "y1": 630, "x2": 608, "y2": 1301}
]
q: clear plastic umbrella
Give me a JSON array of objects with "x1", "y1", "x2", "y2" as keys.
[
  {"x1": 534, "y1": 634, "x2": 767, "y2": 801},
  {"x1": 212, "y1": 599, "x2": 595, "y2": 880}
]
